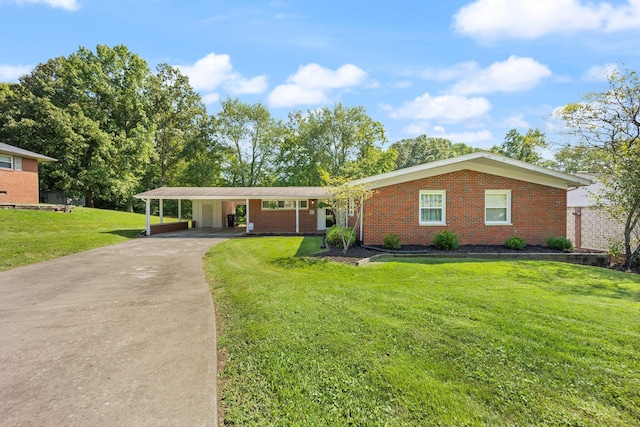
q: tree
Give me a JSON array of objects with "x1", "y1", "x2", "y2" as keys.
[
  {"x1": 0, "y1": 46, "x2": 156, "y2": 209},
  {"x1": 555, "y1": 69, "x2": 640, "y2": 268},
  {"x1": 547, "y1": 143, "x2": 604, "y2": 173},
  {"x1": 390, "y1": 135, "x2": 459, "y2": 169},
  {"x1": 324, "y1": 179, "x2": 375, "y2": 254},
  {"x1": 277, "y1": 103, "x2": 390, "y2": 185},
  {"x1": 216, "y1": 98, "x2": 281, "y2": 187},
  {"x1": 146, "y1": 63, "x2": 209, "y2": 188},
  {"x1": 491, "y1": 128, "x2": 548, "y2": 164}
]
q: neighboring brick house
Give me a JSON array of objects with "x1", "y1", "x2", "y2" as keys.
[
  {"x1": 566, "y1": 175, "x2": 638, "y2": 252},
  {"x1": 135, "y1": 152, "x2": 591, "y2": 242},
  {"x1": 0, "y1": 142, "x2": 56, "y2": 205}
]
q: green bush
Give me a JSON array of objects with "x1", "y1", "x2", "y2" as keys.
[
  {"x1": 382, "y1": 233, "x2": 402, "y2": 250},
  {"x1": 505, "y1": 236, "x2": 526, "y2": 250},
  {"x1": 547, "y1": 236, "x2": 573, "y2": 251},
  {"x1": 434, "y1": 230, "x2": 459, "y2": 250},
  {"x1": 325, "y1": 226, "x2": 356, "y2": 248}
]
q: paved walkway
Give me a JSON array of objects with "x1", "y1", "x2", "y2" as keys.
[{"x1": 0, "y1": 235, "x2": 225, "y2": 426}]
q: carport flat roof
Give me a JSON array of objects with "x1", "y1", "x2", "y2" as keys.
[{"x1": 135, "y1": 186, "x2": 331, "y2": 200}]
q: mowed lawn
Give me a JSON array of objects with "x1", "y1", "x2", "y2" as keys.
[
  {"x1": 206, "y1": 237, "x2": 640, "y2": 426},
  {"x1": 0, "y1": 207, "x2": 169, "y2": 271}
]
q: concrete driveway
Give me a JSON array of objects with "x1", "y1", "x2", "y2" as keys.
[{"x1": 0, "y1": 234, "x2": 226, "y2": 426}]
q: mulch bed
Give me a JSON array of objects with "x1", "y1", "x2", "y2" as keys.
[
  {"x1": 311, "y1": 243, "x2": 640, "y2": 275},
  {"x1": 311, "y1": 243, "x2": 569, "y2": 265}
]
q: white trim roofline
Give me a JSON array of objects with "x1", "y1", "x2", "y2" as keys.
[{"x1": 348, "y1": 151, "x2": 592, "y2": 190}]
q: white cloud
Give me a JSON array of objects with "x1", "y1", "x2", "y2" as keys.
[
  {"x1": 11, "y1": 0, "x2": 80, "y2": 11},
  {"x1": 451, "y1": 56, "x2": 552, "y2": 95},
  {"x1": 267, "y1": 63, "x2": 367, "y2": 108},
  {"x1": 501, "y1": 114, "x2": 530, "y2": 129},
  {"x1": 201, "y1": 93, "x2": 220, "y2": 105},
  {"x1": 268, "y1": 85, "x2": 328, "y2": 108},
  {"x1": 583, "y1": 63, "x2": 618, "y2": 81},
  {"x1": 0, "y1": 64, "x2": 31, "y2": 81},
  {"x1": 453, "y1": 0, "x2": 640, "y2": 41},
  {"x1": 176, "y1": 53, "x2": 267, "y2": 101},
  {"x1": 402, "y1": 124, "x2": 494, "y2": 144},
  {"x1": 389, "y1": 93, "x2": 492, "y2": 122}
]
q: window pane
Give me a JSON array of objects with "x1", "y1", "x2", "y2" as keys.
[
  {"x1": 421, "y1": 193, "x2": 442, "y2": 208},
  {"x1": 421, "y1": 208, "x2": 442, "y2": 222},
  {"x1": 278, "y1": 201, "x2": 285, "y2": 208},
  {"x1": 486, "y1": 193, "x2": 507, "y2": 207},
  {"x1": 486, "y1": 208, "x2": 507, "y2": 222},
  {"x1": 299, "y1": 200, "x2": 307, "y2": 208},
  {"x1": 0, "y1": 155, "x2": 11, "y2": 169}
]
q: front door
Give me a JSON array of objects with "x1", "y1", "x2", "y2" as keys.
[
  {"x1": 202, "y1": 204, "x2": 214, "y2": 228},
  {"x1": 317, "y1": 207, "x2": 327, "y2": 231}
]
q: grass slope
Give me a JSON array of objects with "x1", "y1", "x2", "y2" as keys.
[
  {"x1": 206, "y1": 236, "x2": 640, "y2": 426},
  {"x1": 0, "y1": 207, "x2": 166, "y2": 271}
]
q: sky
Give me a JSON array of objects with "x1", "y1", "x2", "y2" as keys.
[{"x1": 1, "y1": 0, "x2": 639, "y2": 153}]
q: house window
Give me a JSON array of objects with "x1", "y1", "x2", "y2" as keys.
[
  {"x1": 419, "y1": 191, "x2": 446, "y2": 225},
  {"x1": 485, "y1": 190, "x2": 511, "y2": 224},
  {"x1": 261, "y1": 200, "x2": 308, "y2": 210},
  {"x1": 0, "y1": 154, "x2": 12, "y2": 170}
]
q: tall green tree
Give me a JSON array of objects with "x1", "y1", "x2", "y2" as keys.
[
  {"x1": 216, "y1": 98, "x2": 282, "y2": 187},
  {"x1": 547, "y1": 143, "x2": 604, "y2": 173},
  {"x1": 146, "y1": 63, "x2": 209, "y2": 188},
  {"x1": 278, "y1": 103, "x2": 391, "y2": 185},
  {"x1": 491, "y1": 128, "x2": 548, "y2": 164},
  {"x1": 390, "y1": 135, "x2": 455, "y2": 169},
  {"x1": 556, "y1": 68, "x2": 640, "y2": 268},
  {"x1": 0, "y1": 45, "x2": 155, "y2": 209}
]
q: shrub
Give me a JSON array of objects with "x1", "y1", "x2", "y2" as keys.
[
  {"x1": 434, "y1": 230, "x2": 459, "y2": 250},
  {"x1": 325, "y1": 226, "x2": 356, "y2": 248},
  {"x1": 505, "y1": 236, "x2": 526, "y2": 250},
  {"x1": 382, "y1": 233, "x2": 402, "y2": 250},
  {"x1": 546, "y1": 236, "x2": 573, "y2": 251}
]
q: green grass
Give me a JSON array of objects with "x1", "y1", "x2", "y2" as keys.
[
  {"x1": 206, "y1": 236, "x2": 640, "y2": 426},
  {"x1": 0, "y1": 207, "x2": 169, "y2": 271}
]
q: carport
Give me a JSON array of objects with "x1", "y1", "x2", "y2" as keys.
[{"x1": 134, "y1": 187, "x2": 331, "y2": 236}]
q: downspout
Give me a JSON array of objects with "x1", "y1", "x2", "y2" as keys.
[
  {"x1": 359, "y1": 195, "x2": 364, "y2": 244},
  {"x1": 145, "y1": 198, "x2": 151, "y2": 236}
]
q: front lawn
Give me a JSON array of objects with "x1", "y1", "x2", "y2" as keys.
[
  {"x1": 206, "y1": 236, "x2": 640, "y2": 426},
  {"x1": 0, "y1": 207, "x2": 168, "y2": 271}
]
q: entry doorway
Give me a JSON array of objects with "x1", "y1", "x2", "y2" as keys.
[{"x1": 317, "y1": 208, "x2": 335, "y2": 231}]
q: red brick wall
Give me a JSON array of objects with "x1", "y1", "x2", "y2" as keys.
[
  {"x1": 362, "y1": 170, "x2": 566, "y2": 246},
  {"x1": 0, "y1": 158, "x2": 40, "y2": 204},
  {"x1": 150, "y1": 221, "x2": 189, "y2": 235},
  {"x1": 248, "y1": 199, "x2": 318, "y2": 233}
]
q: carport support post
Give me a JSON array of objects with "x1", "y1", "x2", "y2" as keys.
[
  {"x1": 295, "y1": 200, "x2": 300, "y2": 233},
  {"x1": 245, "y1": 198, "x2": 250, "y2": 234},
  {"x1": 178, "y1": 199, "x2": 182, "y2": 222},
  {"x1": 159, "y1": 198, "x2": 164, "y2": 224},
  {"x1": 145, "y1": 198, "x2": 151, "y2": 236}
]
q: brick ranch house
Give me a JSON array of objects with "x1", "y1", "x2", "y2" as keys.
[
  {"x1": 0, "y1": 142, "x2": 56, "y2": 204},
  {"x1": 135, "y1": 151, "x2": 591, "y2": 246}
]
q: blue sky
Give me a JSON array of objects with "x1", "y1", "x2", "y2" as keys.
[{"x1": 1, "y1": 0, "x2": 639, "y2": 152}]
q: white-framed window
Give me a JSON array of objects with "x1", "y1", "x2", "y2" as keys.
[
  {"x1": 0, "y1": 154, "x2": 12, "y2": 170},
  {"x1": 261, "y1": 199, "x2": 308, "y2": 210},
  {"x1": 419, "y1": 190, "x2": 446, "y2": 225},
  {"x1": 485, "y1": 190, "x2": 511, "y2": 225}
]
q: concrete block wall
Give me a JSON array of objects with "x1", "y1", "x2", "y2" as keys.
[
  {"x1": 567, "y1": 206, "x2": 636, "y2": 252},
  {"x1": 362, "y1": 170, "x2": 566, "y2": 246},
  {"x1": 0, "y1": 158, "x2": 40, "y2": 204}
]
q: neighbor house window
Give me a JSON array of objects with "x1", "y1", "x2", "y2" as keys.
[
  {"x1": 419, "y1": 191, "x2": 446, "y2": 225},
  {"x1": 485, "y1": 190, "x2": 511, "y2": 224},
  {"x1": 0, "y1": 154, "x2": 12, "y2": 170},
  {"x1": 261, "y1": 200, "x2": 308, "y2": 210}
]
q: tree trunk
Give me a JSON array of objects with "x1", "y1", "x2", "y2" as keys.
[{"x1": 85, "y1": 189, "x2": 94, "y2": 208}]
